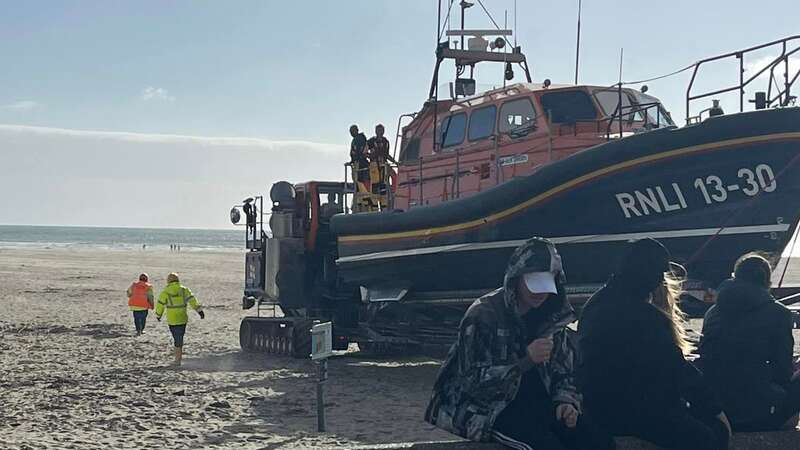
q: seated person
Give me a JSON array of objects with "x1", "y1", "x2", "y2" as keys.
[
  {"x1": 579, "y1": 238, "x2": 730, "y2": 450},
  {"x1": 425, "y1": 237, "x2": 614, "y2": 450},
  {"x1": 699, "y1": 253, "x2": 800, "y2": 431}
]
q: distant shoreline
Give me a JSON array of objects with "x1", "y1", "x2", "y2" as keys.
[{"x1": 0, "y1": 224, "x2": 243, "y2": 251}]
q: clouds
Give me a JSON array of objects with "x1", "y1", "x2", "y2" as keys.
[
  {"x1": 0, "y1": 124, "x2": 346, "y2": 229},
  {"x1": 141, "y1": 86, "x2": 175, "y2": 102},
  {"x1": 0, "y1": 123, "x2": 340, "y2": 152},
  {"x1": 3, "y1": 100, "x2": 40, "y2": 111}
]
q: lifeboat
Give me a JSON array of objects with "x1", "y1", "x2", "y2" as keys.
[
  {"x1": 232, "y1": 3, "x2": 800, "y2": 353},
  {"x1": 331, "y1": 32, "x2": 800, "y2": 316}
]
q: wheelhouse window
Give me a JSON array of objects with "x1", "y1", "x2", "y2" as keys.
[
  {"x1": 440, "y1": 113, "x2": 467, "y2": 149},
  {"x1": 499, "y1": 98, "x2": 537, "y2": 134},
  {"x1": 633, "y1": 92, "x2": 675, "y2": 128},
  {"x1": 594, "y1": 89, "x2": 643, "y2": 121},
  {"x1": 399, "y1": 137, "x2": 420, "y2": 162},
  {"x1": 540, "y1": 90, "x2": 597, "y2": 123},
  {"x1": 468, "y1": 105, "x2": 497, "y2": 141}
]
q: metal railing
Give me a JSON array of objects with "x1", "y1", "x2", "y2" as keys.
[
  {"x1": 343, "y1": 161, "x2": 398, "y2": 213},
  {"x1": 685, "y1": 35, "x2": 800, "y2": 123}
]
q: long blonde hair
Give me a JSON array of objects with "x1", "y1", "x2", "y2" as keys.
[{"x1": 650, "y1": 271, "x2": 692, "y2": 356}]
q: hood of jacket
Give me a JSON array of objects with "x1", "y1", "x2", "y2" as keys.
[
  {"x1": 424, "y1": 237, "x2": 579, "y2": 442},
  {"x1": 502, "y1": 237, "x2": 568, "y2": 314},
  {"x1": 162, "y1": 281, "x2": 184, "y2": 295},
  {"x1": 715, "y1": 278, "x2": 774, "y2": 314}
]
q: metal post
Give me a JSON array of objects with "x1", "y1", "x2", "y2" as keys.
[
  {"x1": 574, "y1": 0, "x2": 581, "y2": 85},
  {"x1": 493, "y1": 133, "x2": 500, "y2": 185},
  {"x1": 618, "y1": 83, "x2": 623, "y2": 138},
  {"x1": 784, "y1": 42, "x2": 790, "y2": 106},
  {"x1": 455, "y1": 147, "x2": 460, "y2": 198},
  {"x1": 739, "y1": 53, "x2": 744, "y2": 112},
  {"x1": 316, "y1": 359, "x2": 328, "y2": 432},
  {"x1": 547, "y1": 110, "x2": 554, "y2": 158},
  {"x1": 418, "y1": 156, "x2": 424, "y2": 206},
  {"x1": 460, "y1": 1, "x2": 465, "y2": 50}
]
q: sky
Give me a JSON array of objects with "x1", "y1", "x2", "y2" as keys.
[{"x1": 1, "y1": 0, "x2": 798, "y2": 229}]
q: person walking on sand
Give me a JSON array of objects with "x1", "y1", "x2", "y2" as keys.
[
  {"x1": 127, "y1": 273, "x2": 154, "y2": 336},
  {"x1": 155, "y1": 273, "x2": 204, "y2": 366},
  {"x1": 425, "y1": 237, "x2": 614, "y2": 450}
]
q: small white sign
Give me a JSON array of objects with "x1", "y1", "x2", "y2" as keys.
[
  {"x1": 499, "y1": 154, "x2": 529, "y2": 167},
  {"x1": 311, "y1": 322, "x2": 333, "y2": 361}
]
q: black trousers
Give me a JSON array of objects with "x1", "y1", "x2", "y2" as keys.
[
  {"x1": 493, "y1": 404, "x2": 615, "y2": 450},
  {"x1": 610, "y1": 410, "x2": 728, "y2": 450},
  {"x1": 734, "y1": 378, "x2": 800, "y2": 432},
  {"x1": 132, "y1": 310, "x2": 148, "y2": 333}
]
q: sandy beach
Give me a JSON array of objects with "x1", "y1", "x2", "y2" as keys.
[
  {"x1": 0, "y1": 248, "x2": 452, "y2": 449},
  {"x1": 3, "y1": 247, "x2": 800, "y2": 449}
]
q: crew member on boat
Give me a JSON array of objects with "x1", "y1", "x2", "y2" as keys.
[
  {"x1": 367, "y1": 123, "x2": 396, "y2": 196},
  {"x1": 349, "y1": 124, "x2": 369, "y2": 187}
]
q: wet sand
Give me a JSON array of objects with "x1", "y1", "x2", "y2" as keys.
[{"x1": 0, "y1": 248, "x2": 452, "y2": 449}]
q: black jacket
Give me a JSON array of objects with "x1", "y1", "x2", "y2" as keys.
[
  {"x1": 698, "y1": 278, "x2": 795, "y2": 425},
  {"x1": 578, "y1": 275, "x2": 721, "y2": 430}
]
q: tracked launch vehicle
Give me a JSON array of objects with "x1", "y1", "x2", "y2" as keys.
[{"x1": 230, "y1": 6, "x2": 800, "y2": 357}]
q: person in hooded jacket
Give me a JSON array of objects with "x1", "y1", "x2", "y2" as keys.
[
  {"x1": 698, "y1": 253, "x2": 800, "y2": 431},
  {"x1": 425, "y1": 237, "x2": 615, "y2": 450},
  {"x1": 578, "y1": 238, "x2": 730, "y2": 450}
]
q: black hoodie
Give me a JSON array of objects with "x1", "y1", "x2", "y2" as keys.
[
  {"x1": 698, "y1": 278, "x2": 795, "y2": 425},
  {"x1": 578, "y1": 274, "x2": 721, "y2": 431}
]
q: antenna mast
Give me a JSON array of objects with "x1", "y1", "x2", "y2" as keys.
[
  {"x1": 514, "y1": 0, "x2": 517, "y2": 47},
  {"x1": 574, "y1": 0, "x2": 582, "y2": 85}
]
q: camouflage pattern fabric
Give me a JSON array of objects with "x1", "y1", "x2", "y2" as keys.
[{"x1": 424, "y1": 237, "x2": 580, "y2": 442}]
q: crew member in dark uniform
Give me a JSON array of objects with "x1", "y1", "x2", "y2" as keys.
[
  {"x1": 349, "y1": 125, "x2": 369, "y2": 186},
  {"x1": 367, "y1": 124, "x2": 396, "y2": 195},
  {"x1": 242, "y1": 200, "x2": 256, "y2": 242}
]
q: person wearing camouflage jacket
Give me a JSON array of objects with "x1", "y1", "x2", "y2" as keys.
[{"x1": 425, "y1": 237, "x2": 614, "y2": 450}]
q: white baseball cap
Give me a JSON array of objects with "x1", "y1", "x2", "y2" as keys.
[{"x1": 523, "y1": 271, "x2": 558, "y2": 294}]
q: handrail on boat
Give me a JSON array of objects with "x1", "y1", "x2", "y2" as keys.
[{"x1": 685, "y1": 35, "x2": 800, "y2": 124}]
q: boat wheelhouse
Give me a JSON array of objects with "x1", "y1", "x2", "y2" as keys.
[{"x1": 392, "y1": 82, "x2": 675, "y2": 210}]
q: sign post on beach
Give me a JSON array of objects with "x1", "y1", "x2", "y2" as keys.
[{"x1": 311, "y1": 322, "x2": 333, "y2": 432}]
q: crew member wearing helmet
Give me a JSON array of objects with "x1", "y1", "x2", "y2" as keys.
[
  {"x1": 156, "y1": 273, "x2": 204, "y2": 366},
  {"x1": 425, "y1": 237, "x2": 614, "y2": 450},
  {"x1": 127, "y1": 273, "x2": 154, "y2": 336}
]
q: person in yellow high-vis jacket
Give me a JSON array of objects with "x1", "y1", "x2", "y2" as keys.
[{"x1": 155, "y1": 272, "x2": 204, "y2": 366}]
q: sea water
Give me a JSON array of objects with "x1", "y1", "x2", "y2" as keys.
[{"x1": 0, "y1": 225, "x2": 242, "y2": 251}]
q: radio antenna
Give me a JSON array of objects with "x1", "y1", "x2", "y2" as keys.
[
  {"x1": 574, "y1": 0, "x2": 582, "y2": 85},
  {"x1": 514, "y1": 0, "x2": 517, "y2": 47}
]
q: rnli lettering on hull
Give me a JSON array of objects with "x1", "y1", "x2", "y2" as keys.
[
  {"x1": 616, "y1": 184, "x2": 687, "y2": 218},
  {"x1": 615, "y1": 163, "x2": 778, "y2": 219}
]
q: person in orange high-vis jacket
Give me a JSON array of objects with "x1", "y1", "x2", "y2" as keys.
[{"x1": 127, "y1": 273, "x2": 154, "y2": 336}]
